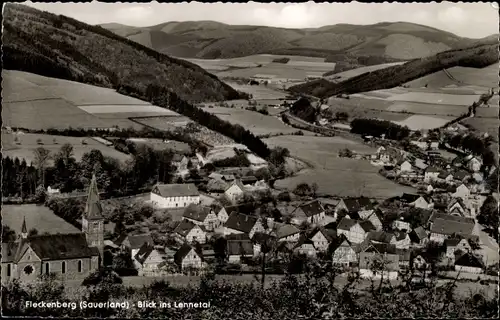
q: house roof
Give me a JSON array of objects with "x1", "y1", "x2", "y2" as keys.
[
  {"x1": 453, "y1": 170, "x2": 470, "y2": 180},
  {"x1": 412, "y1": 227, "x2": 427, "y2": 240},
  {"x1": 401, "y1": 193, "x2": 424, "y2": 203},
  {"x1": 134, "y1": 242, "x2": 155, "y2": 265},
  {"x1": 183, "y1": 204, "x2": 212, "y2": 223},
  {"x1": 359, "y1": 244, "x2": 399, "y2": 270},
  {"x1": 226, "y1": 233, "x2": 251, "y2": 241},
  {"x1": 341, "y1": 197, "x2": 374, "y2": 212},
  {"x1": 337, "y1": 218, "x2": 359, "y2": 231},
  {"x1": 414, "y1": 158, "x2": 428, "y2": 170},
  {"x1": 225, "y1": 180, "x2": 247, "y2": 193},
  {"x1": 393, "y1": 230, "x2": 408, "y2": 241},
  {"x1": 20, "y1": 233, "x2": 99, "y2": 261},
  {"x1": 430, "y1": 218, "x2": 474, "y2": 236},
  {"x1": 84, "y1": 174, "x2": 103, "y2": 220},
  {"x1": 227, "y1": 240, "x2": 254, "y2": 256},
  {"x1": 207, "y1": 179, "x2": 228, "y2": 192},
  {"x1": 444, "y1": 238, "x2": 465, "y2": 247},
  {"x1": 241, "y1": 176, "x2": 258, "y2": 184},
  {"x1": 448, "y1": 197, "x2": 466, "y2": 209},
  {"x1": 455, "y1": 253, "x2": 484, "y2": 269},
  {"x1": 152, "y1": 183, "x2": 200, "y2": 198},
  {"x1": 296, "y1": 200, "x2": 325, "y2": 217},
  {"x1": 174, "y1": 220, "x2": 200, "y2": 238},
  {"x1": 295, "y1": 235, "x2": 316, "y2": 249},
  {"x1": 426, "y1": 166, "x2": 441, "y2": 173},
  {"x1": 363, "y1": 242, "x2": 397, "y2": 255},
  {"x1": 224, "y1": 212, "x2": 259, "y2": 234},
  {"x1": 366, "y1": 231, "x2": 395, "y2": 244},
  {"x1": 275, "y1": 223, "x2": 301, "y2": 239},
  {"x1": 429, "y1": 213, "x2": 474, "y2": 225},
  {"x1": 174, "y1": 243, "x2": 200, "y2": 265},
  {"x1": 359, "y1": 220, "x2": 376, "y2": 232},
  {"x1": 172, "y1": 154, "x2": 184, "y2": 162}
]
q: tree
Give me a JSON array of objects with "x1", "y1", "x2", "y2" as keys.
[
  {"x1": 477, "y1": 195, "x2": 499, "y2": 238},
  {"x1": 2, "y1": 225, "x2": 16, "y2": 242},
  {"x1": 311, "y1": 182, "x2": 319, "y2": 197},
  {"x1": 293, "y1": 183, "x2": 312, "y2": 196},
  {"x1": 28, "y1": 228, "x2": 38, "y2": 237},
  {"x1": 33, "y1": 147, "x2": 51, "y2": 186},
  {"x1": 335, "y1": 111, "x2": 349, "y2": 121},
  {"x1": 34, "y1": 185, "x2": 47, "y2": 203}
]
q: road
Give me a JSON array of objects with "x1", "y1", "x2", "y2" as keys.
[{"x1": 472, "y1": 223, "x2": 499, "y2": 266}]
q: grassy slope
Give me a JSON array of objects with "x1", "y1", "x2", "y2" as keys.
[
  {"x1": 101, "y1": 20, "x2": 481, "y2": 62},
  {"x1": 2, "y1": 3, "x2": 242, "y2": 103},
  {"x1": 288, "y1": 43, "x2": 498, "y2": 98}
]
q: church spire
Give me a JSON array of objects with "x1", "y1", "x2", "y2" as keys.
[
  {"x1": 85, "y1": 174, "x2": 103, "y2": 219},
  {"x1": 21, "y1": 216, "x2": 28, "y2": 239}
]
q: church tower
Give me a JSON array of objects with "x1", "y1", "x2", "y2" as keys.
[
  {"x1": 20, "y1": 216, "x2": 28, "y2": 239},
  {"x1": 82, "y1": 174, "x2": 104, "y2": 260}
]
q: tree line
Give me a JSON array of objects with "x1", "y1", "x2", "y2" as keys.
[{"x1": 350, "y1": 118, "x2": 410, "y2": 140}]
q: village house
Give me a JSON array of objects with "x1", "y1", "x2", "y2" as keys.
[
  {"x1": 447, "y1": 198, "x2": 469, "y2": 217},
  {"x1": 337, "y1": 218, "x2": 366, "y2": 244},
  {"x1": 400, "y1": 193, "x2": 432, "y2": 209},
  {"x1": 393, "y1": 231, "x2": 411, "y2": 250},
  {"x1": 273, "y1": 223, "x2": 301, "y2": 243},
  {"x1": 227, "y1": 240, "x2": 254, "y2": 264},
  {"x1": 331, "y1": 239, "x2": 357, "y2": 266},
  {"x1": 224, "y1": 180, "x2": 247, "y2": 203},
  {"x1": 445, "y1": 238, "x2": 472, "y2": 260},
  {"x1": 465, "y1": 156, "x2": 482, "y2": 172},
  {"x1": 133, "y1": 243, "x2": 165, "y2": 276},
  {"x1": 452, "y1": 184, "x2": 471, "y2": 201},
  {"x1": 223, "y1": 212, "x2": 265, "y2": 239},
  {"x1": 183, "y1": 204, "x2": 220, "y2": 231},
  {"x1": 438, "y1": 172, "x2": 454, "y2": 183},
  {"x1": 206, "y1": 178, "x2": 229, "y2": 195},
  {"x1": 172, "y1": 154, "x2": 189, "y2": 173},
  {"x1": 173, "y1": 220, "x2": 207, "y2": 244},
  {"x1": 424, "y1": 166, "x2": 441, "y2": 182},
  {"x1": 392, "y1": 218, "x2": 411, "y2": 232},
  {"x1": 365, "y1": 231, "x2": 396, "y2": 246},
  {"x1": 454, "y1": 253, "x2": 484, "y2": 274},
  {"x1": 359, "y1": 220, "x2": 376, "y2": 234},
  {"x1": 150, "y1": 183, "x2": 200, "y2": 209},
  {"x1": 397, "y1": 249, "x2": 411, "y2": 269},
  {"x1": 414, "y1": 158, "x2": 428, "y2": 171},
  {"x1": 409, "y1": 227, "x2": 428, "y2": 246},
  {"x1": 336, "y1": 197, "x2": 374, "y2": 220},
  {"x1": 453, "y1": 170, "x2": 471, "y2": 183},
  {"x1": 291, "y1": 200, "x2": 326, "y2": 225},
  {"x1": 429, "y1": 216, "x2": 475, "y2": 244},
  {"x1": 114, "y1": 233, "x2": 154, "y2": 258},
  {"x1": 174, "y1": 243, "x2": 205, "y2": 274},
  {"x1": 310, "y1": 227, "x2": 336, "y2": 252},
  {"x1": 411, "y1": 253, "x2": 430, "y2": 271},
  {"x1": 363, "y1": 210, "x2": 383, "y2": 230},
  {"x1": 294, "y1": 236, "x2": 317, "y2": 257},
  {"x1": 400, "y1": 160, "x2": 413, "y2": 172},
  {"x1": 359, "y1": 242, "x2": 399, "y2": 280},
  {"x1": 212, "y1": 204, "x2": 230, "y2": 225}
]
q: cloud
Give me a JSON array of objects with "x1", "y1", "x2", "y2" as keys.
[
  {"x1": 438, "y1": 6, "x2": 468, "y2": 25},
  {"x1": 113, "y1": 5, "x2": 154, "y2": 24}
]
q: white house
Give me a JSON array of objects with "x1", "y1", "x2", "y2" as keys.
[
  {"x1": 392, "y1": 219, "x2": 411, "y2": 232},
  {"x1": 291, "y1": 200, "x2": 326, "y2": 225},
  {"x1": 223, "y1": 212, "x2": 264, "y2": 239},
  {"x1": 445, "y1": 238, "x2": 472, "y2": 259},
  {"x1": 337, "y1": 218, "x2": 366, "y2": 244},
  {"x1": 466, "y1": 157, "x2": 482, "y2": 172},
  {"x1": 400, "y1": 161, "x2": 413, "y2": 172},
  {"x1": 310, "y1": 228, "x2": 335, "y2": 252},
  {"x1": 150, "y1": 183, "x2": 200, "y2": 209},
  {"x1": 332, "y1": 239, "x2": 357, "y2": 266},
  {"x1": 393, "y1": 231, "x2": 411, "y2": 250},
  {"x1": 364, "y1": 211, "x2": 383, "y2": 230},
  {"x1": 213, "y1": 205, "x2": 230, "y2": 225},
  {"x1": 359, "y1": 243, "x2": 399, "y2": 280},
  {"x1": 454, "y1": 253, "x2": 484, "y2": 274},
  {"x1": 173, "y1": 220, "x2": 207, "y2": 244},
  {"x1": 274, "y1": 223, "x2": 301, "y2": 243},
  {"x1": 224, "y1": 180, "x2": 247, "y2": 203},
  {"x1": 400, "y1": 193, "x2": 431, "y2": 209},
  {"x1": 429, "y1": 217, "x2": 475, "y2": 244},
  {"x1": 183, "y1": 204, "x2": 220, "y2": 231},
  {"x1": 294, "y1": 237, "x2": 317, "y2": 257},
  {"x1": 174, "y1": 244, "x2": 204, "y2": 273},
  {"x1": 424, "y1": 166, "x2": 441, "y2": 182},
  {"x1": 452, "y1": 184, "x2": 470, "y2": 200},
  {"x1": 134, "y1": 243, "x2": 165, "y2": 276}
]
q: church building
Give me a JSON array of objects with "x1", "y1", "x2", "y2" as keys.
[{"x1": 1, "y1": 174, "x2": 104, "y2": 284}]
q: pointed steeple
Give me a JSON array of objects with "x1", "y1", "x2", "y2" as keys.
[
  {"x1": 85, "y1": 174, "x2": 103, "y2": 219},
  {"x1": 21, "y1": 216, "x2": 28, "y2": 239}
]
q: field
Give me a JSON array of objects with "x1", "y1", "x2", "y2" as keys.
[
  {"x1": 326, "y1": 62, "x2": 406, "y2": 81},
  {"x1": 2, "y1": 204, "x2": 81, "y2": 235},
  {"x1": 462, "y1": 117, "x2": 499, "y2": 140},
  {"x1": 394, "y1": 115, "x2": 453, "y2": 131},
  {"x1": 186, "y1": 54, "x2": 335, "y2": 81},
  {"x1": 263, "y1": 135, "x2": 415, "y2": 198},
  {"x1": 200, "y1": 106, "x2": 298, "y2": 137},
  {"x1": 386, "y1": 92, "x2": 479, "y2": 106},
  {"x1": 1, "y1": 132, "x2": 131, "y2": 164},
  {"x1": 126, "y1": 138, "x2": 191, "y2": 154},
  {"x1": 225, "y1": 81, "x2": 288, "y2": 100},
  {"x1": 78, "y1": 105, "x2": 179, "y2": 119}
]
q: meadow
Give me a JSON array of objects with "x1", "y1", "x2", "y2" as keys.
[
  {"x1": 386, "y1": 92, "x2": 479, "y2": 106},
  {"x1": 126, "y1": 138, "x2": 191, "y2": 154},
  {"x1": 462, "y1": 117, "x2": 499, "y2": 141},
  {"x1": 225, "y1": 81, "x2": 287, "y2": 100},
  {"x1": 325, "y1": 62, "x2": 406, "y2": 81},
  {"x1": 200, "y1": 106, "x2": 298, "y2": 137},
  {"x1": 2, "y1": 204, "x2": 81, "y2": 235},
  {"x1": 1, "y1": 132, "x2": 131, "y2": 164},
  {"x1": 394, "y1": 115, "x2": 453, "y2": 131},
  {"x1": 263, "y1": 135, "x2": 415, "y2": 198}
]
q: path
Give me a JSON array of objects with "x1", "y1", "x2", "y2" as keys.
[{"x1": 472, "y1": 223, "x2": 499, "y2": 266}]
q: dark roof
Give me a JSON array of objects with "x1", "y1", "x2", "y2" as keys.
[
  {"x1": 174, "y1": 220, "x2": 199, "y2": 238},
  {"x1": 84, "y1": 174, "x2": 103, "y2": 220},
  {"x1": 429, "y1": 212, "x2": 474, "y2": 225},
  {"x1": 366, "y1": 231, "x2": 395, "y2": 244},
  {"x1": 359, "y1": 220, "x2": 376, "y2": 232},
  {"x1": 453, "y1": 170, "x2": 470, "y2": 180},
  {"x1": 126, "y1": 234, "x2": 154, "y2": 250},
  {"x1": 227, "y1": 240, "x2": 254, "y2": 256},
  {"x1": 296, "y1": 200, "x2": 324, "y2": 217},
  {"x1": 241, "y1": 176, "x2": 258, "y2": 184},
  {"x1": 444, "y1": 238, "x2": 464, "y2": 247},
  {"x1": 359, "y1": 243, "x2": 399, "y2": 270},
  {"x1": 430, "y1": 218, "x2": 474, "y2": 236},
  {"x1": 455, "y1": 253, "x2": 484, "y2": 269},
  {"x1": 411, "y1": 227, "x2": 427, "y2": 240},
  {"x1": 224, "y1": 212, "x2": 259, "y2": 234},
  {"x1": 152, "y1": 183, "x2": 199, "y2": 197},
  {"x1": 401, "y1": 193, "x2": 423, "y2": 203},
  {"x1": 295, "y1": 235, "x2": 316, "y2": 249},
  {"x1": 275, "y1": 223, "x2": 301, "y2": 239},
  {"x1": 134, "y1": 242, "x2": 155, "y2": 265},
  {"x1": 252, "y1": 232, "x2": 276, "y2": 244},
  {"x1": 226, "y1": 233, "x2": 251, "y2": 241},
  {"x1": 394, "y1": 230, "x2": 408, "y2": 241},
  {"x1": 342, "y1": 197, "x2": 374, "y2": 212},
  {"x1": 337, "y1": 218, "x2": 358, "y2": 231},
  {"x1": 183, "y1": 204, "x2": 213, "y2": 222},
  {"x1": 438, "y1": 171, "x2": 452, "y2": 179},
  {"x1": 27, "y1": 233, "x2": 99, "y2": 261},
  {"x1": 426, "y1": 166, "x2": 441, "y2": 173},
  {"x1": 174, "y1": 243, "x2": 200, "y2": 265},
  {"x1": 363, "y1": 242, "x2": 397, "y2": 255}
]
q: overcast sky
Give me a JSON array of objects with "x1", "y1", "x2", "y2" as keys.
[{"x1": 23, "y1": 1, "x2": 498, "y2": 39}]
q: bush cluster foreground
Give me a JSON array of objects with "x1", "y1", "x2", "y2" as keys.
[{"x1": 2, "y1": 265, "x2": 497, "y2": 319}]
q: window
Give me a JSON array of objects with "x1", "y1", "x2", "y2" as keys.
[
  {"x1": 78, "y1": 260, "x2": 82, "y2": 273},
  {"x1": 23, "y1": 265, "x2": 33, "y2": 275},
  {"x1": 61, "y1": 261, "x2": 66, "y2": 274},
  {"x1": 7, "y1": 264, "x2": 11, "y2": 277},
  {"x1": 45, "y1": 262, "x2": 50, "y2": 274}
]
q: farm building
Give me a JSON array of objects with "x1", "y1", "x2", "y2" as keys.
[
  {"x1": 310, "y1": 227, "x2": 336, "y2": 252},
  {"x1": 223, "y1": 212, "x2": 265, "y2": 239},
  {"x1": 150, "y1": 183, "x2": 200, "y2": 209},
  {"x1": 294, "y1": 236, "x2": 317, "y2": 257},
  {"x1": 409, "y1": 227, "x2": 428, "y2": 246},
  {"x1": 359, "y1": 242, "x2": 399, "y2": 280},
  {"x1": 291, "y1": 200, "x2": 326, "y2": 225},
  {"x1": 182, "y1": 204, "x2": 220, "y2": 231},
  {"x1": 173, "y1": 220, "x2": 207, "y2": 244},
  {"x1": 400, "y1": 161, "x2": 413, "y2": 172},
  {"x1": 429, "y1": 217, "x2": 475, "y2": 244},
  {"x1": 133, "y1": 243, "x2": 165, "y2": 276},
  {"x1": 445, "y1": 238, "x2": 472, "y2": 259},
  {"x1": 224, "y1": 180, "x2": 247, "y2": 203},
  {"x1": 454, "y1": 253, "x2": 484, "y2": 274},
  {"x1": 114, "y1": 233, "x2": 154, "y2": 258},
  {"x1": 227, "y1": 240, "x2": 254, "y2": 264},
  {"x1": 363, "y1": 211, "x2": 383, "y2": 230},
  {"x1": 174, "y1": 244, "x2": 205, "y2": 274},
  {"x1": 452, "y1": 184, "x2": 471, "y2": 200},
  {"x1": 331, "y1": 239, "x2": 357, "y2": 266},
  {"x1": 335, "y1": 197, "x2": 374, "y2": 220},
  {"x1": 273, "y1": 223, "x2": 301, "y2": 243},
  {"x1": 400, "y1": 193, "x2": 432, "y2": 209},
  {"x1": 424, "y1": 166, "x2": 441, "y2": 182},
  {"x1": 337, "y1": 218, "x2": 366, "y2": 244}
]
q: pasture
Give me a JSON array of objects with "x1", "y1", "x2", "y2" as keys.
[
  {"x1": 126, "y1": 138, "x2": 191, "y2": 154},
  {"x1": 387, "y1": 102, "x2": 466, "y2": 117},
  {"x1": 327, "y1": 97, "x2": 411, "y2": 122},
  {"x1": 225, "y1": 81, "x2": 287, "y2": 100},
  {"x1": 1, "y1": 132, "x2": 131, "y2": 164},
  {"x1": 386, "y1": 92, "x2": 479, "y2": 106},
  {"x1": 326, "y1": 62, "x2": 406, "y2": 81},
  {"x1": 200, "y1": 106, "x2": 298, "y2": 136},
  {"x1": 1, "y1": 204, "x2": 81, "y2": 235},
  {"x1": 263, "y1": 135, "x2": 415, "y2": 198},
  {"x1": 462, "y1": 117, "x2": 499, "y2": 141},
  {"x1": 78, "y1": 104, "x2": 179, "y2": 119},
  {"x1": 393, "y1": 115, "x2": 453, "y2": 131}
]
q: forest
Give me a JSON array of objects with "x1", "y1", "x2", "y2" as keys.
[{"x1": 350, "y1": 118, "x2": 411, "y2": 140}]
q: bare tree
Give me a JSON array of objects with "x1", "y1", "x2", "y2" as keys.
[{"x1": 33, "y1": 147, "x2": 51, "y2": 186}]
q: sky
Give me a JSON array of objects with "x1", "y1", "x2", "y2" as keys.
[{"x1": 22, "y1": 1, "x2": 499, "y2": 39}]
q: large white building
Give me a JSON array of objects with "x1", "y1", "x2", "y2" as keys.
[{"x1": 150, "y1": 183, "x2": 200, "y2": 209}]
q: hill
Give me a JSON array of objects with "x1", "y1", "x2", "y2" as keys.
[
  {"x1": 288, "y1": 43, "x2": 498, "y2": 99},
  {"x1": 2, "y1": 3, "x2": 242, "y2": 103},
  {"x1": 101, "y1": 20, "x2": 484, "y2": 63}
]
